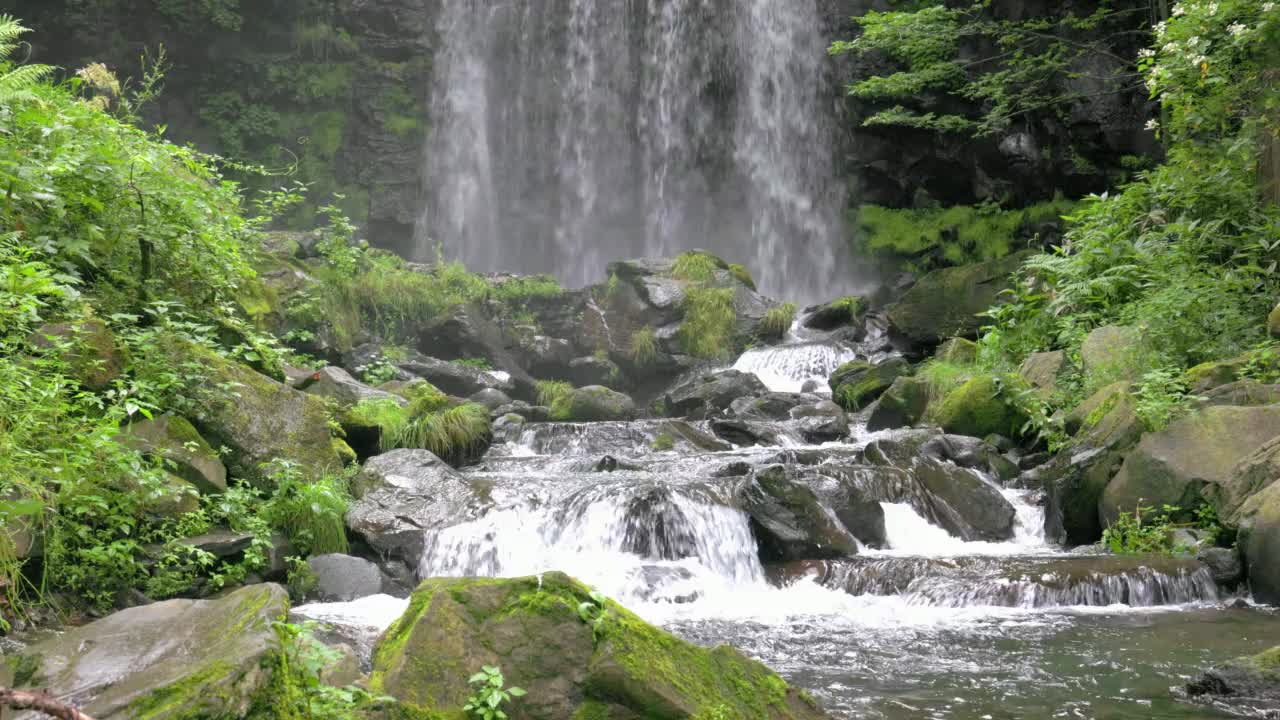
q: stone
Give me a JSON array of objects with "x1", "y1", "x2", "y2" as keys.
[
  {"x1": 1037, "y1": 447, "x2": 1127, "y2": 546},
  {"x1": 886, "y1": 252, "x2": 1031, "y2": 351},
  {"x1": 551, "y1": 385, "x2": 637, "y2": 422},
  {"x1": 468, "y1": 387, "x2": 513, "y2": 410},
  {"x1": 415, "y1": 303, "x2": 538, "y2": 400},
  {"x1": 1080, "y1": 325, "x2": 1152, "y2": 390},
  {"x1": 1270, "y1": 304, "x2": 1280, "y2": 339},
  {"x1": 1063, "y1": 381, "x2": 1138, "y2": 440},
  {"x1": 829, "y1": 357, "x2": 910, "y2": 411},
  {"x1": 710, "y1": 418, "x2": 788, "y2": 447},
  {"x1": 370, "y1": 573, "x2": 830, "y2": 720},
  {"x1": 866, "y1": 376, "x2": 931, "y2": 431},
  {"x1": 1186, "y1": 646, "x2": 1280, "y2": 716},
  {"x1": 1198, "y1": 380, "x2": 1280, "y2": 408},
  {"x1": 791, "y1": 400, "x2": 850, "y2": 444},
  {"x1": 802, "y1": 468, "x2": 890, "y2": 548},
  {"x1": 729, "y1": 392, "x2": 813, "y2": 421},
  {"x1": 346, "y1": 449, "x2": 487, "y2": 564},
  {"x1": 1237, "y1": 481, "x2": 1280, "y2": 603},
  {"x1": 568, "y1": 355, "x2": 623, "y2": 388},
  {"x1": 398, "y1": 352, "x2": 516, "y2": 398},
  {"x1": 28, "y1": 316, "x2": 125, "y2": 391},
  {"x1": 1185, "y1": 355, "x2": 1253, "y2": 393},
  {"x1": 913, "y1": 458, "x2": 1016, "y2": 542},
  {"x1": 662, "y1": 369, "x2": 769, "y2": 419},
  {"x1": 118, "y1": 414, "x2": 227, "y2": 494},
  {"x1": 306, "y1": 553, "x2": 385, "y2": 602},
  {"x1": 517, "y1": 335, "x2": 576, "y2": 378},
  {"x1": 1101, "y1": 405, "x2": 1280, "y2": 526},
  {"x1": 659, "y1": 420, "x2": 733, "y2": 452},
  {"x1": 802, "y1": 296, "x2": 866, "y2": 331},
  {"x1": 933, "y1": 375, "x2": 1026, "y2": 439},
  {"x1": 0, "y1": 584, "x2": 288, "y2": 720},
  {"x1": 1018, "y1": 350, "x2": 1068, "y2": 398},
  {"x1": 180, "y1": 530, "x2": 257, "y2": 558},
  {"x1": 935, "y1": 337, "x2": 979, "y2": 365},
  {"x1": 306, "y1": 365, "x2": 407, "y2": 409},
  {"x1": 737, "y1": 466, "x2": 858, "y2": 562},
  {"x1": 1197, "y1": 546, "x2": 1244, "y2": 587}
]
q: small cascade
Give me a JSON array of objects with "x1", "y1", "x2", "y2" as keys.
[
  {"x1": 732, "y1": 340, "x2": 859, "y2": 393},
  {"x1": 498, "y1": 420, "x2": 714, "y2": 458}
]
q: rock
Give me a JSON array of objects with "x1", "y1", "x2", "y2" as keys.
[
  {"x1": 729, "y1": 392, "x2": 813, "y2": 421},
  {"x1": 1186, "y1": 646, "x2": 1280, "y2": 716},
  {"x1": 803, "y1": 296, "x2": 866, "y2": 330},
  {"x1": 1197, "y1": 546, "x2": 1244, "y2": 587},
  {"x1": 399, "y1": 352, "x2": 515, "y2": 397},
  {"x1": 516, "y1": 334, "x2": 576, "y2": 378},
  {"x1": 886, "y1": 252, "x2": 1030, "y2": 351},
  {"x1": 738, "y1": 466, "x2": 858, "y2": 561},
  {"x1": 1270, "y1": 304, "x2": 1280, "y2": 339},
  {"x1": 710, "y1": 418, "x2": 788, "y2": 447},
  {"x1": 370, "y1": 573, "x2": 829, "y2": 719},
  {"x1": 1080, "y1": 325, "x2": 1152, "y2": 390},
  {"x1": 913, "y1": 458, "x2": 1017, "y2": 542},
  {"x1": 1199, "y1": 380, "x2": 1280, "y2": 408},
  {"x1": 568, "y1": 355, "x2": 623, "y2": 388},
  {"x1": 174, "y1": 338, "x2": 340, "y2": 486},
  {"x1": 867, "y1": 376, "x2": 931, "y2": 431},
  {"x1": 935, "y1": 337, "x2": 979, "y2": 365},
  {"x1": 829, "y1": 357, "x2": 911, "y2": 411},
  {"x1": 180, "y1": 530, "x2": 256, "y2": 558},
  {"x1": 803, "y1": 468, "x2": 890, "y2": 548},
  {"x1": 1185, "y1": 355, "x2": 1253, "y2": 393},
  {"x1": 1063, "y1": 381, "x2": 1139, "y2": 441},
  {"x1": 28, "y1": 316, "x2": 125, "y2": 391},
  {"x1": 551, "y1": 385, "x2": 637, "y2": 421},
  {"x1": 1018, "y1": 350, "x2": 1068, "y2": 398},
  {"x1": 656, "y1": 420, "x2": 733, "y2": 452},
  {"x1": 662, "y1": 369, "x2": 769, "y2": 419},
  {"x1": 1037, "y1": 447, "x2": 1127, "y2": 546},
  {"x1": 346, "y1": 450, "x2": 487, "y2": 563},
  {"x1": 415, "y1": 303, "x2": 538, "y2": 400},
  {"x1": 306, "y1": 365, "x2": 407, "y2": 410},
  {"x1": 933, "y1": 375, "x2": 1026, "y2": 439},
  {"x1": 0, "y1": 584, "x2": 288, "y2": 720},
  {"x1": 1101, "y1": 405, "x2": 1280, "y2": 526},
  {"x1": 800, "y1": 379, "x2": 822, "y2": 393},
  {"x1": 118, "y1": 414, "x2": 227, "y2": 494},
  {"x1": 713, "y1": 461, "x2": 754, "y2": 478},
  {"x1": 493, "y1": 401, "x2": 551, "y2": 423},
  {"x1": 1237, "y1": 481, "x2": 1280, "y2": 603},
  {"x1": 791, "y1": 400, "x2": 850, "y2": 443},
  {"x1": 306, "y1": 554, "x2": 385, "y2": 602},
  {"x1": 863, "y1": 428, "x2": 943, "y2": 468},
  {"x1": 468, "y1": 387, "x2": 513, "y2": 410}
]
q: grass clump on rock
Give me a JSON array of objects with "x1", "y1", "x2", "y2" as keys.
[
  {"x1": 760, "y1": 303, "x2": 797, "y2": 340},
  {"x1": 630, "y1": 326, "x2": 658, "y2": 367},
  {"x1": 671, "y1": 250, "x2": 724, "y2": 284},
  {"x1": 679, "y1": 287, "x2": 737, "y2": 360}
]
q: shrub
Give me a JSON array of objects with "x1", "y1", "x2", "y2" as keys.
[
  {"x1": 387, "y1": 403, "x2": 492, "y2": 464},
  {"x1": 678, "y1": 287, "x2": 737, "y2": 360},
  {"x1": 264, "y1": 461, "x2": 351, "y2": 557}
]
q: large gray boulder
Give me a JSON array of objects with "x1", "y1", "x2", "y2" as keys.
[
  {"x1": 346, "y1": 450, "x2": 488, "y2": 563},
  {"x1": 913, "y1": 458, "x2": 1017, "y2": 542},
  {"x1": 0, "y1": 585, "x2": 288, "y2": 720},
  {"x1": 118, "y1": 414, "x2": 227, "y2": 494},
  {"x1": 306, "y1": 365, "x2": 407, "y2": 409},
  {"x1": 306, "y1": 553, "x2": 386, "y2": 602},
  {"x1": 662, "y1": 369, "x2": 769, "y2": 419},
  {"x1": 415, "y1": 302, "x2": 538, "y2": 400},
  {"x1": 886, "y1": 252, "x2": 1030, "y2": 351},
  {"x1": 398, "y1": 352, "x2": 515, "y2": 398},
  {"x1": 737, "y1": 466, "x2": 859, "y2": 562},
  {"x1": 1080, "y1": 325, "x2": 1152, "y2": 390}
]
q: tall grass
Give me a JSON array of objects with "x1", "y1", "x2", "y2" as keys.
[
  {"x1": 678, "y1": 288, "x2": 737, "y2": 360},
  {"x1": 630, "y1": 326, "x2": 657, "y2": 367},
  {"x1": 759, "y1": 303, "x2": 796, "y2": 339},
  {"x1": 671, "y1": 251, "x2": 722, "y2": 284}
]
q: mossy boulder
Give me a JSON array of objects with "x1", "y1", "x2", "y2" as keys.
[
  {"x1": 176, "y1": 340, "x2": 341, "y2": 486},
  {"x1": 0, "y1": 584, "x2": 288, "y2": 720},
  {"x1": 1080, "y1": 325, "x2": 1153, "y2": 391},
  {"x1": 28, "y1": 315, "x2": 126, "y2": 391},
  {"x1": 802, "y1": 296, "x2": 866, "y2": 331},
  {"x1": 1018, "y1": 350, "x2": 1068, "y2": 399},
  {"x1": 306, "y1": 366, "x2": 408, "y2": 410},
  {"x1": 118, "y1": 414, "x2": 228, "y2": 494},
  {"x1": 1235, "y1": 482, "x2": 1280, "y2": 604},
  {"x1": 1100, "y1": 405, "x2": 1280, "y2": 527},
  {"x1": 738, "y1": 465, "x2": 859, "y2": 562},
  {"x1": 935, "y1": 338, "x2": 979, "y2": 365},
  {"x1": 829, "y1": 358, "x2": 911, "y2": 412},
  {"x1": 551, "y1": 386, "x2": 637, "y2": 422},
  {"x1": 932, "y1": 375, "x2": 1026, "y2": 439},
  {"x1": 886, "y1": 252, "x2": 1030, "y2": 350},
  {"x1": 370, "y1": 573, "x2": 829, "y2": 720},
  {"x1": 866, "y1": 376, "x2": 931, "y2": 431},
  {"x1": 1187, "y1": 645, "x2": 1280, "y2": 713},
  {"x1": 662, "y1": 369, "x2": 769, "y2": 419}
]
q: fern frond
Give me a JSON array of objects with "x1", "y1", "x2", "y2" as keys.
[
  {"x1": 0, "y1": 63, "x2": 53, "y2": 101},
  {"x1": 0, "y1": 15, "x2": 34, "y2": 64}
]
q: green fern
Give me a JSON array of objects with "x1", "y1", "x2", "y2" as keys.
[{"x1": 0, "y1": 16, "x2": 53, "y2": 105}]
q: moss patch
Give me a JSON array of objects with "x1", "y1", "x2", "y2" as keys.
[{"x1": 933, "y1": 374, "x2": 1026, "y2": 438}]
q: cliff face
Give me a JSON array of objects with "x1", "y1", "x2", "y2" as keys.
[{"x1": 16, "y1": 0, "x2": 1154, "y2": 255}]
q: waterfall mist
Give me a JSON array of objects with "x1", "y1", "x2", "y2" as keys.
[{"x1": 415, "y1": 0, "x2": 849, "y2": 300}]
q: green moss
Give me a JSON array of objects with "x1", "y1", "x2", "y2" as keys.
[
  {"x1": 129, "y1": 660, "x2": 240, "y2": 719},
  {"x1": 679, "y1": 287, "x2": 737, "y2": 360},
  {"x1": 759, "y1": 303, "x2": 796, "y2": 340},
  {"x1": 630, "y1": 326, "x2": 658, "y2": 367},
  {"x1": 728, "y1": 263, "x2": 756, "y2": 290},
  {"x1": 671, "y1": 251, "x2": 726, "y2": 284},
  {"x1": 371, "y1": 583, "x2": 440, "y2": 694},
  {"x1": 933, "y1": 374, "x2": 1025, "y2": 438},
  {"x1": 651, "y1": 432, "x2": 676, "y2": 451},
  {"x1": 571, "y1": 699, "x2": 615, "y2": 719}
]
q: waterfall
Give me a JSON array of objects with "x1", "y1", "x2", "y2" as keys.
[{"x1": 415, "y1": 0, "x2": 846, "y2": 300}]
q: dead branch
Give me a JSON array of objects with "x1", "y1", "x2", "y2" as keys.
[{"x1": 0, "y1": 688, "x2": 96, "y2": 720}]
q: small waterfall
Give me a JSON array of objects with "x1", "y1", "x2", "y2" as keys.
[
  {"x1": 732, "y1": 341, "x2": 859, "y2": 394},
  {"x1": 415, "y1": 0, "x2": 846, "y2": 299}
]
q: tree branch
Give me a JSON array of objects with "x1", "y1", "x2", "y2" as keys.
[{"x1": 0, "y1": 688, "x2": 97, "y2": 720}]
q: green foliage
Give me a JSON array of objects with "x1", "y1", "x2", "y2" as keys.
[
  {"x1": 576, "y1": 588, "x2": 610, "y2": 642},
  {"x1": 829, "y1": 3, "x2": 1145, "y2": 137},
  {"x1": 630, "y1": 326, "x2": 657, "y2": 367},
  {"x1": 272, "y1": 620, "x2": 393, "y2": 720},
  {"x1": 0, "y1": 15, "x2": 53, "y2": 104},
  {"x1": 1103, "y1": 503, "x2": 1179, "y2": 555},
  {"x1": 385, "y1": 403, "x2": 492, "y2": 463},
  {"x1": 1133, "y1": 367, "x2": 1190, "y2": 432},
  {"x1": 650, "y1": 432, "x2": 675, "y2": 451},
  {"x1": 453, "y1": 358, "x2": 493, "y2": 370},
  {"x1": 464, "y1": 665, "x2": 526, "y2": 720},
  {"x1": 727, "y1": 263, "x2": 756, "y2": 290},
  {"x1": 759, "y1": 303, "x2": 796, "y2": 339},
  {"x1": 536, "y1": 380, "x2": 574, "y2": 409},
  {"x1": 263, "y1": 460, "x2": 351, "y2": 557},
  {"x1": 678, "y1": 287, "x2": 737, "y2": 360},
  {"x1": 671, "y1": 251, "x2": 723, "y2": 284},
  {"x1": 856, "y1": 200, "x2": 1075, "y2": 271},
  {"x1": 490, "y1": 275, "x2": 562, "y2": 303}
]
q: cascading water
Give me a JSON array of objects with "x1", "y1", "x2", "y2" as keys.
[{"x1": 415, "y1": 0, "x2": 846, "y2": 300}]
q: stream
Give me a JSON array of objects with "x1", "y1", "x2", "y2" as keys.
[{"x1": 302, "y1": 332, "x2": 1280, "y2": 720}]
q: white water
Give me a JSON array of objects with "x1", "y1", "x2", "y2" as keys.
[{"x1": 732, "y1": 340, "x2": 858, "y2": 394}]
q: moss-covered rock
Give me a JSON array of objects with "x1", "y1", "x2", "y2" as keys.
[
  {"x1": 802, "y1": 296, "x2": 866, "y2": 331},
  {"x1": 866, "y1": 376, "x2": 931, "y2": 431},
  {"x1": 28, "y1": 315, "x2": 126, "y2": 391},
  {"x1": 0, "y1": 584, "x2": 288, "y2": 720},
  {"x1": 370, "y1": 573, "x2": 830, "y2": 720},
  {"x1": 829, "y1": 358, "x2": 910, "y2": 412},
  {"x1": 932, "y1": 375, "x2": 1026, "y2": 439},
  {"x1": 551, "y1": 386, "x2": 637, "y2": 422},
  {"x1": 935, "y1": 338, "x2": 979, "y2": 365},
  {"x1": 1236, "y1": 481, "x2": 1280, "y2": 604},
  {"x1": 1100, "y1": 405, "x2": 1280, "y2": 527},
  {"x1": 1186, "y1": 644, "x2": 1280, "y2": 712},
  {"x1": 306, "y1": 365, "x2": 408, "y2": 410},
  {"x1": 118, "y1": 414, "x2": 228, "y2": 494},
  {"x1": 886, "y1": 252, "x2": 1030, "y2": 350},
  {"x1": 662, "y1": 369, "x2": 769, "y2": 420},
  {"x1": 1018, "y1": 350, "x2": 1068, "y2": 399},
  {"x1": 1080, "y1": 325, "x2": 1153, "y2": 391}
]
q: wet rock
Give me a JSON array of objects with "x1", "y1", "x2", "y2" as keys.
[
  {"x1": 370, "y1": 573, "x2": 830, "y2": 719},
  {"x1": 346, "y1": 449, "x2": 487, "y2": 564},
  {"x1": 415, "y1": 303, "x2": 538, "y2": 400},
  {"x1": 1186, "y1": 646, "x2": 1280, "y2": 716},
  {"x1": 658, "y1": 420, "x2": 733, "y2": 452},
  {"x1": 863, "y1": 429, "x2": 943, "y2": 468},
  {"x1": 28, "y1": 315, "x2": 125, "y2": 391},
  {"x1": 1197, "y1": 547, "x2": 1243, "y2": 587},
  {"x1": 738, "y1": 466, "x2": 858, "y2": 562},
  {"x1": 662, "y1": 369, "x2": 769, "y2": 419},
  {"x1": 1234, "y1": 480, "x2": 1280, "y2": 604},
  {"x1": 306, "y1": 366, "x2": 406, "y2": 409},
  {"x1": 493, "y1": 401, "x2": 551, "y2": 422},
  {"x1": 729, "y1": 392, "x2": 813, "y2": 421},
  {"x1": 593, "y1": 455, "x2": 642, "y2": 473},
  {"x1": 0, "y1": 584, "x2": 287, "y2": 720},
  {"x1": 710, "y1": 418, "x2": 788, "y2": 447},
  {"x1": 934, "y1": 374, "x2": 1026, "y2": 439},
  {"x1": 801, "y1": 379, "x2": 822, "y2": 393},
  {"x1": 914, "y1": 458, "x2": 1016, "y2": 542},
  {"x1": 553, "y1": 385, "x2": 637, "y2": 421},
  {"x1": 918, "y1": 434, "x2": 1018, "y2": 482},
  {"x1": 620, "y1": 488, "x2": 698, "y2": 560},
  {"x1": 517, "y1": 334, "x2": 576, "y2": 378},
  {"x1": 804, "y1": 467, "x2": 890, "y2": 548},
  {"x1": 792, "y1": 399, "x2": 851, "y2": 443},
  {"x1": 118, "y1": 414, "x2": 227, "y2": 495},
  {"x1": 180, "y1": 530, "x2": 256, "y2": 558},
  {"x1": 803, "y1": 296, "x2": 866, "y2": 331},
  {"x1": 866, "y1": 376, "x2": 930, "y2": 431},
  {"x1": 306, "y1": 553, "x2": 385, "y2": 602},
  {"x1": 468, "y1": 387, "x2": 513, "y2": 410},
  {"x1": 398, "y1": 352, "x2": 515, "y2": 397},
  {"x1": 713, "y1": 461, "x2": 753, "y2": 478},
  {"x1": 886, "y1": 252, "x2": 1030, "y2": 352},
  {"x1": 1036, "y1": 446, "x2": 1126, "y2": 546},
  {"x1": 568, "y1": 355, "x2": 623, "y2": 388},
  {"x1": 829, "y1": 357, "x2": 910, "y2": 411}
]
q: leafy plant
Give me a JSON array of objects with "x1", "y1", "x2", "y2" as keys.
[
  {"x1": 464, "y1": 665, "x2": 526, "y2": 720},
  {"x1": 272, "y1": 620, "x2": 393, "y2": 719},
  {"x1": 453, "y1": 358, "x2": 494, "y2": 370},
  {"x1": 759, "y1": 303, "x2": 796, "y2": 340},
  {"x1": 263, "y1": 460, "x2": 351, "y2": 557},
  {"x1": 678, "y1": 287, "x2": 736, "y2": 360},
  {"x1": 630, "y1": 326, "x2": 658, "y2": 367},
  {"x1": 671, "y1": 251, "x2": 722, "y2": 284},
  {"x1": 1133, "y1": 367, "x2": 1190, "y2": 432},
  {"x1": 1103, "y1": 503, "x2": 1178, "y2": 555},
  {"x1": 0, "y1": 15, "x2": 53, "y2": 103},
  {"x1": 576, "y1": 589, "x2": 609, "y2": 641}
]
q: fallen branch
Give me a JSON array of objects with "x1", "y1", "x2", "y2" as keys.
[{"x1": 0, "y1": 688, "x2": 96, "y2": 720}]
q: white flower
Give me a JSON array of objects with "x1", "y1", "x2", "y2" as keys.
[
  {"x1": 1192, "y1": 54, "x2": 1208, "y2": 65},
  {"x1": 1207, "y1": 2, "x2": 1219, "y2": 15},
  {"x1": 1172, "y1": 4, "x2": 1187, "y2": 16},
  {"x1": 1138, "y1": 48, "x2": 1156, "y2": 59},
  {"x1": 1163, "y1": 42, "x2": 1179, "y2": 53},
  {"x1": 1144, "y1": 119, "x2": 1160, "y2": 131},
  {"x1": 1265, "y1": 2, "x2": 1276, "y2": 12},
  {"x1": 1228, "y1": 22, "x2": 1248, "y2": 35}
]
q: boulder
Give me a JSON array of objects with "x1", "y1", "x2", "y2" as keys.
[
  {"x1": 1185, "y1": 355, "x2": 1253, "y2": 393},
  {"x1": 1186, "y1": 646, "x2": 1280, "y2": 716},
  {"x1": 933, "y1": 375, "x2": 1026, "y2": 439},
  {"x1": 1080, "y1": 325, "x2": 1152, "y2": 390},
  {"x1": 370, "y1": 573, "x2": 829, "y2": 720},
  {"x1": 791, "y1": 400, "x2": 851, "y2": 444},
  {"x1": 1197, "y1": 546, "x2": 1244, "y2": 587},
  {"x1": 866, "y1": 376, "x2": 931, "y2": 431},
  {"x1": 346, "y1": 450, "x2": 487, "y2": 563},
  {"x1": 1270, "y1": 304, "x2": 1280, "y2": 339},
  {"x1": 1101, "y1": 405, "x2": 1280, "y2": 526},
  {"x1": 1018, "y1": 350, "x2": 1068, "y2": 398},
  {"x1": 306, "y1": 553, "x2": 386, "y2": 602},
  {"x1": 1236, "y1": 481, "x2": 1280, "y2": 603},
  {"x1": 551, "y1": 386, "x2": 637, "y2": 422},
  {"x1": 516, "y1": 335, "x2": 576, "y2": 378},
  {"x1": 306, "y1": 366, "x2": 407, "y2": 409},
  {"x1": 1199, "y1": 380, "x2": 1280, "y2": 408},
  {"x1": 28, "y1": 316, "x2": 125, "y2": 390},
  {"x1": 1063, "y1": 381, "x2": 1138, "y2": 440},
  {"x1": 803, "y1": 296, "x2": 866, "y2": 331},
  {"x1": 0, "y1": 584, "x2": 288, "y2": 720},
  {"x1": 398, "y1": 352, "x2": 515, "y2": 398},
  {"x1": 118, "y1": 414, "x2": 227, "y2": 494},
  {"x1": 729, "y1": 392, "x2": 814, "y2": 421},
  {"x1": 175, "y1": 339, "x2": 340, "y2": 485},
  {"x1": 1036, "y1": 446, "x2": 1126, "y2": 546},
  {"x1": 469, "y1": 387, "x2": 513, "y2": 410},
  {"x1": 662, "y1": 369, "x2": 769, "y2": 419},
  {"x1": 803, "y1": 467, "x2": 892, "y2": 548},
  {"x1": 659, "y1": 420, "x2": 734, "y2": 452},
  {"x1": 935, "y1": 337, "x2": 979, "y2": 365},
  {"x1": 886, "y1": 252, "x2": 1030, "y2": 351},
  {"x1": 737, "y1": 466, "x2": 858, "y2": 562},
  {"x1": 568, "y1": 355, "x2": 624, "y2": 388},
  {"x1": 829, "y1": 358, "x2": 911, "y2": 411},
  {"x1": 710, "y1": 418, "x2": 789, "y2": 447},
  {"x1": 415, "y1": 303, "x2": 538, "y2": 399},
  {"x1": 913, "y1": 458, "x2": 1017, "y2": 542}
]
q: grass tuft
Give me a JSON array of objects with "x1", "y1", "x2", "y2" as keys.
[
  {"x1": 678, "y1": 287, "x2": 737, "y2": 360},
  {"x1": 671, "y1": 251, "x2": 723, "y2": 284},
  {"x1": 536, "y1": 380, "x2": 574, "y2": 408},
  {"x1": 759, "y1": 303, "x2": 796, "y2": 340},
  {"x1": 630, "y1": 326, "x2": 658, "y2": 367}
]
